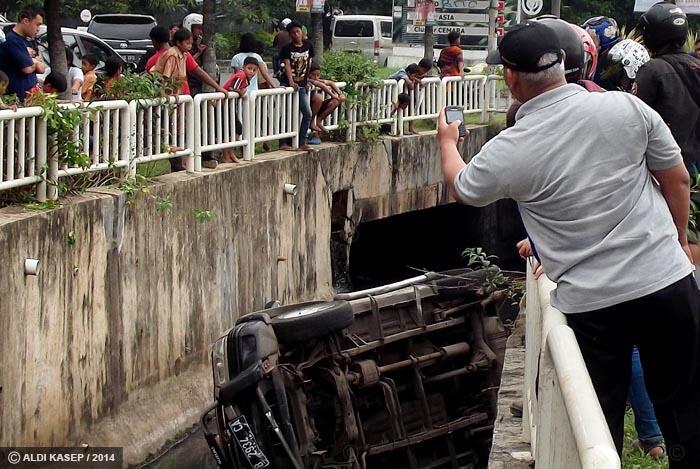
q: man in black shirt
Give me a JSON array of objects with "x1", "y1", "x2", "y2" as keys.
[
  {"x1": 635, "y1": 2, "x2": 700, "y2": 173},
  {"x1": 279, "y1": 21, "x2": 314, "y2": 151}
]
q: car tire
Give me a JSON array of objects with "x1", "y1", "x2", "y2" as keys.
[{"x1": 266, "y1": 300, "x2": 354, "y2": 344}]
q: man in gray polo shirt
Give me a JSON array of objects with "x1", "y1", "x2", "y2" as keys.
[{"x1": 438, "y1": 21, "x2": 700, "y2": 467}]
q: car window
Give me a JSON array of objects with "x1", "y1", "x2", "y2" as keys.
[
  {"x1": 88, "y1": 16, "x2": 155, "y2": 41},
  {"x1": 381, "y1": 21, "x2": 392, "y2": 38},
  {"x1": 36, "y1": 33, "x2": 78, "y2": 67},
  {"x1": 78, "y1": 37, "x2": 114, "y2": 68},
  {"x1": 334, "y1": 20, "x2": 374, "y2": 38}
]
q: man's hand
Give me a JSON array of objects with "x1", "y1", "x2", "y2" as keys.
[
  {"x1": 290, "y1": 82, "x2": 299, "y2": 91},
  {"x1": 516, "y1": 238, "x2": 532, "y2": 258},
  {"x1": 437, "y1": 108, "x2": 468, "y2": 147},
  {"x1": 197, "y1": 43, "x2": 207, "y2": 53},
  {"x1": 682, "y1": 242, "x2": 695, "y2": 265}
]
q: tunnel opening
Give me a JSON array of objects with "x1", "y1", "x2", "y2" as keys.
[{"x1": 346, "y1": 201, "x2": 527, "y2": 291}]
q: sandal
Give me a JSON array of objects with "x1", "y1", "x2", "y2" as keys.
[{"x1": 634, "y1": 440, "x2": 666, "y2": 460}]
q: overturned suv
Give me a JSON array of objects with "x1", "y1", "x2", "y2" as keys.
[{"x1": 202, "y1": 269, "x2": 514, "y2": 469}]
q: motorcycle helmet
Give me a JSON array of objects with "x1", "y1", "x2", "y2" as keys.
[
  {"x1": 638, "y1": 2, "x2": 688, "y2": 54},
  {"x1": 536, "y1": 16, "x2": 586, "y2": 81},
  {"x1": 569, "y1": 23, "x2": 598, "y2": 80},
  {"x1": 608, "y1": 39, "x2": 650, "y2": 79},
  {"x1": 182, "y1": 13, "x2": 203, "y2": 32},
  {"x1": 582, "y1": 16, "x2": 620, "y2": 51}
]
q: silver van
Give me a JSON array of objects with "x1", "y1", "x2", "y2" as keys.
[{"x1": 331, "y1": 15, "x2": 393, "y2": 65}]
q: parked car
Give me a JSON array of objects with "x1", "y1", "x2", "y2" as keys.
[
  {"x1": 202, "y1": 268, "x2": 517, "y2": 468},
  {"x1": 0, "y1": 24, "x2": 129, "y2": 73},
  {"x1": 87, "y1": 14, "x2": 156, "y2": 65},
  {"x1": 331, "y1": 15, "x2": 393, "y2": 65}
]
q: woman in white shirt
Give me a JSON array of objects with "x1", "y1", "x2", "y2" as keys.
[{"x1": 229, "y1": 33, "x2": 276, "y2": 91}]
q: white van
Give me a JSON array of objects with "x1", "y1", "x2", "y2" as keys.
[{"x1": 331, "y1": 15, "x2": 393, "y2": 65}]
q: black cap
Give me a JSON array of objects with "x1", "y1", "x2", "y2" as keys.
[{"x1": 486, "y1": 21, "x2": 564, "y2": 73}]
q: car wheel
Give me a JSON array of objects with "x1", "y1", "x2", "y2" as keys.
[{"x1": 267, "y1": 300, "x2": 353, "y2": 344}]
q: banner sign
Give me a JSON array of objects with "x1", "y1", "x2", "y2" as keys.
[
  {"x1": 634, "y1": 0, "x2": 700, "y2": 14},
  {"x1": 407, "y1": 11, "x2": 489, "y2": 21},
  {"x1": 407, "y1": 24, "x2": 489, "y2": 35},
  {"x1": 312, "y1": 0, "x2": 325, "y2": 13},
  {"x1": 296, "y1": 0, "x2": 310, "y2": 12}
]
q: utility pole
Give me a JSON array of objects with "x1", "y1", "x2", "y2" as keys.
[
  {"x1": 311, "y1": 11, "x2": 324, "y2": 64},
  {"x1": 423, "y1": 24, "x2": 434, "y2": 61},
  {"x1": 487, "y1": 0, "x2": 498, "y2": 53},
  {"x1": 202, "y1": 0, "x2": 217, "y2": 91}
]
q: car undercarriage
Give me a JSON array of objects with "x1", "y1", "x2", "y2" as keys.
[{"x1": 202, "y1": 269, "x2": 519, "y2": 469}]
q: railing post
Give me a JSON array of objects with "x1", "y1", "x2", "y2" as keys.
[
  {"x1": 193, "y1": 94, "x2": 202, "y2": 172},
  {"x1": 35, "y1": 118, "x2": 47, "y2": 202},
  {"x1": 439, "y1": 76, "x2": 446, "y2": 110},
  {"x1": 388, "y1": 80, "x2": 396, "y2": 135},
  {"x1": 47, "y1": 136, "x2": 59, "y2": 201},
  {"x1": 397, "y1": 79, "x2": 404, "y2": 136},
  {"x1": 119, "y1": 103, "x2": 130, "y2": 179},
  {"x1": 481, "y1": 77, "x2": 490, "y2": 124},
  {"x1": 185, "y1": 97, "x2": 196, "y2": 173},
  {"x1": 292, "y1": 88, "x2": 300, "y2": 149},
  {"x1": 128, "y1": 101, "x2": 138, "y2": 177},
  {"x1": 243, "y1": 92, "x2": 254, "y2": 161}
]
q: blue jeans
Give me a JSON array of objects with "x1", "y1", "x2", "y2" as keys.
[
  {"x1": 299, "y1": 87, "x2": 312, "y2": 144},
  {"x1": 629, "y1": 347, "x2": 664, "y2": 446},
  {"x1": 281, "y1": 86, "x2": 312, "y2": 147}
]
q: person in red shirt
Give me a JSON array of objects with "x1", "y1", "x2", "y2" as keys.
[
  {"x1": 151, "y1": 28, "x2": 225, "y2": 96},
  {"x1": 438, "y1": 31, "x2": 464, "y2": 77},
  {"x1": 221, "y1": 56, "x2": 259, "y2": 163}
]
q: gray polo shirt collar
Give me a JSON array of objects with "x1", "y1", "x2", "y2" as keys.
[{"x1": 515, "y1": 83, "x2": 586, "y2": 121}]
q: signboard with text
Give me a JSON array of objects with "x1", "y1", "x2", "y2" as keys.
[
  {"x1": 296, "y1": 0, "x2": 310, "y2": 12},
  {"x1": 393, "y1": 0, "x2": 514, "y2": 48}
]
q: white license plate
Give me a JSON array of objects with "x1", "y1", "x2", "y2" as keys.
[{"x1": 228, "y1": 415, "x2": 270, "y2": 469}]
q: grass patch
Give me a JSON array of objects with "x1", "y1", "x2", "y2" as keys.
[
  {"x1": 136, "y1": 160, "x2": 172, "y2": 178},
  {"x1": 623, "y1": 408, "x2": 668, "y2": 469}
]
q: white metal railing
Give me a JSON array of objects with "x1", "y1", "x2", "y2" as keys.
[
  {"x1": 0, "y1": 76, "x2": 513, "y2": 200},
  {"x1": 0, "y1": 107, "x2": 47, "y2": 200},
  {"x1": 247, "y1": 87, "x2": 298, "y2": 159},
  {"x1": 129, "y1": 95, "x2": 194, "y2": 173},
  {"x1": 57, "y1": 100, "x2": 131, "y2": 180},
  {"x1": 524, "y1": 261, "x2": 620, "y2": 469},
  {"x1": 402, "y1": 76, "x2": 443, "y2": 123},
  {"x1": 443, "y1": 75, "x2": 487, "y2": 114},
  {"x1": 194, "y1": 91, "x2": 249, "y2": 167},
  {"x1": 349, "y1": 79, "x2": 400, "y2": 140},
  {"x1": 485, "y1": 75, "x2": 513, "y2": 113}
]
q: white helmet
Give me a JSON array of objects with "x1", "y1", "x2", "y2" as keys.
[
  {"x1": 608, "y1": 39, "x2": 650, "y2": 79},
  {"x1": 281, "y1": 18, "x2": 292, "y2": 28},
  {"x1": 182, "y1": 13, "x2": 203, "y2": 32}
]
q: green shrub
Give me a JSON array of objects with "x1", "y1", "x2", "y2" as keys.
[
  {"x1": 214, "y1": 32, "x2": 241, "y2": 60},
  {"x1": 321, "y1": 50, "x2": 380, "y2": 86}
]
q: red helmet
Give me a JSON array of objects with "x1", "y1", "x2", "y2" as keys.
[{"x1": 569, "y1": 23, "x2": 598, "y2": 80}]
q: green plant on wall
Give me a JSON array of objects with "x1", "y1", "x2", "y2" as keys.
[
  {"x1": 193, "y1": 208, "x2": 215, "y2": 223},
  {"x1": 25, "y1": 89, "x2": 90, "y2": 172}
]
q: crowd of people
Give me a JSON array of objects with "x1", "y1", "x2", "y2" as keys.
[
  {"x1": 0, "y1": 8, "x2": 349, "y2": 164},
  {"x1": 439, "y1": 2, "x2": 700, "y2": 467}
]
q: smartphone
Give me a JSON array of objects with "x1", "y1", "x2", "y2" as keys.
[{"x1": 445, "y1": 106, "x2": 467, "y2": 138}]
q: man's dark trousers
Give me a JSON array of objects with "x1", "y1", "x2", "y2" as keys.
[{"x1": 566, "y1": 274, "x2": 700, "y2": 469}]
